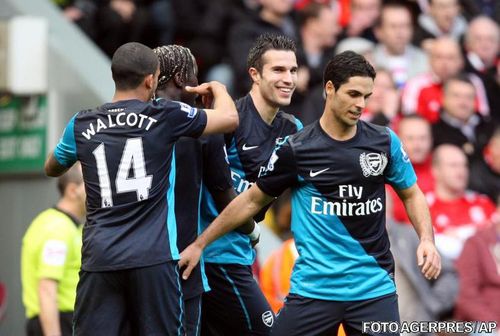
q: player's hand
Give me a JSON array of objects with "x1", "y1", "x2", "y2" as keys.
[
  {"x1": 185, "y1": 81, "x2": 226, "y2": 109},
  {"x1": 416, "y1": 239, "x2": 441, "y2": 280},
  {"x1": 178, "y1": 243, "x2": 203, "y2": 280}
]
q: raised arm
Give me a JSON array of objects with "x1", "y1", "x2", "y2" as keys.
[
  {"x1": 185, "y1": 81, "x2": 239, "y2": 135},
  {"x1": 396, "y1": 183, "x2": 441, "y2": 280},
  {"x1": 179, "y1": 185, "x2": 274, "y2": 279}
]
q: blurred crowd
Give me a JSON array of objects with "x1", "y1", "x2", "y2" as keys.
[{"x1": 54, "y1": 0, "x2": 500, "y2": 334}]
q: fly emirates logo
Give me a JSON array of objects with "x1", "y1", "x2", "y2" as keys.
[{"x1": 310, "y1": 185, "x2": 383, "y2": 217}]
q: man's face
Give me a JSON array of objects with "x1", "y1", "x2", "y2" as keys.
[
  {"x1": 313, "y1": 7, "x2": 340, "y2": 48},
  {"x1": 351, "y1": 0, "x2": 381, "y2": 30},
  {"x1": 327, "y1": 76, "x2": 373, "y2": 128},
  {"x1": 429, "y1": 0, "x2": 459, "y2": 33},
  {"x1": 434, "y1": 147, "x2": 469, "y2": 193},
  {"x1": 377, "y1": 7, "x2": 412, "y2": 55},
  {"x1": 261, "y1": 0, "x2": 294, "y2": 16},
  {"x1": 467, "y1": 20, "x2": 500, "y2": 66},
  {"x1": 430, "y1": 39, "x2": 463, "y2": 81},
  {"x1": 443, "y1": 80, "x2": 476, "y2": 122},
  {"x1": 253, "y1": 49, "x2": 298, "y2": 108},
  {"x1": 398, "y1": 118, "x2": 432, "y2": 164}
]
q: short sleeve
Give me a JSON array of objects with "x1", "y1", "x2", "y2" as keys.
[
  {"x1": 54, "y1": 113, "x2": 78, "y2": 167},
  {"x1": 256, "y1": 138, "x2": 298, "y2": 197},
  {"x1": 385, "y1": 128, "x2": 417, "y2": 190},
  {"x1": 165, "y1": 100, "x2": 207, "y2": 139},
  {"x1": 36, "y1": 225, "x2": 71, "y2": 281},
  {"x1": 295, "y1": 117, "x2": 304, "y2": 131},
  {"x1": 201, "y1": 135, "x2": 232, "y2": 193}
]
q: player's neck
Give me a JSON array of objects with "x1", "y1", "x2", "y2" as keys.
[
  {"x1": 57, "y1": 198, "x2": 84, "y2": 222},
  {"x1": 319, "y1": 113, "x2": 357, "y2": 141},
  {"x1": 249, "y1": 91, "x2": 279, "y2": 125},
  {"x1": 112, "y1": 89, "x2": 150, "y2": 103}
]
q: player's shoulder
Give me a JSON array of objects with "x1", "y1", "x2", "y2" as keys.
[
  {"x1": 275, "y1": 110, "x2": 303, "y2": 131},
  {"x1": 359, "y1": 120, "x2": 390, "y2": 137},
  {"x1": 283, "y1": 122, "x2": 316, "y2": 149}
]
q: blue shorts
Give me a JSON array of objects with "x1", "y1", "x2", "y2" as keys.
[
  {"x1": 184, "y1": 294, "x2": 202, "y2": 336},
  {"x1": 202, "y1": 263, "x2": 274, "y2": 336},
  {"x1": 271, "y1": 293, "x2": 399, "y2": 336},
  {"x1": 73, "y1": 261, "x2": 183, "y2": 336}
]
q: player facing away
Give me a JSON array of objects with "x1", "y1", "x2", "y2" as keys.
[
  {"x1": 198, "y1": 33, "x2": 303, "y2": 336},
  {"x1": 153, "y1": 44, "x2": 249, "y2": 336},
  {"x1": 180, "y1": 51, "x2": 442, "y2": 336},
  {"x1": 44, "y1": 42, "x2": 238, "y2": 336}
]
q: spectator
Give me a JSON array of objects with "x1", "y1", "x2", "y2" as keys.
[
  {"x1": 459, "y1": 0, "x2": 500, "y2": 25},
  {"x1": 387, "y1": 115, "x2": 434, "y2": 225},
  {"x1": 296, "y1": 2, "x2": 340, "y2": 93},
  {"x1": 362, "y1": 67, "x2": 399, "y2": 126},
  {"x1": 389, "y1": 220, "x2": 458, "y2": 335},
  {"x1": 259, "y1": 238, "x2": 297, "y2": 313},
  {"x1": 94, "y1": 0, "x2": 150, "y2": 57},
  {"x1": 463, "y1": 16, "x2": 500, "y2": 125},
  {"x1": 468, "y1": 127, "x2": 500, "y2": 203},
  {"x1": 432, "y1": 75, "x2": 494, "y2": 161},
  {"x1": 21, "y1": 164, "x2": 85, "y2": 336},
  {"x1": 338, "y1": 0, "x2": 381, "y2": 42},
  {"x1": 402, "y1": 37, "x2": 489, "y2": 123},
  {"x1": 53, "y1": 0, "x2": 97, "y2": 39},
  {"x1": 454, "y1": 195, "x2": 500, "y2": 333},
  {"x1": 291, "y1": 2, "x2": 340, "y2": 117},
  {"x1": 227, "y1": 0, "x2": 297, "y2": 97},
  {"x1": 413, "y1": 0, "x2": 467, "y2": 49},
  {"x1": 172, "y1": 0, "x2": 251, "y2": 83},
  {"x1": 426, "y1": 144, "x2": 496, "y2": 260},
  {"x1": 373, "y1": 1, "x2": 429, "y2": 89}
]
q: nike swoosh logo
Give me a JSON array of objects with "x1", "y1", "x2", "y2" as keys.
[
  {"x1": 242, "y1": 144, "x2": 259, "y2": 151},
  {"x1": 309, "y1": 168, "x2": 329, "y2": 177}
]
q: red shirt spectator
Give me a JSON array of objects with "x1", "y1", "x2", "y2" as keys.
[{"x1": 426, "y1": 190, "x2": 495, "y2": 234}]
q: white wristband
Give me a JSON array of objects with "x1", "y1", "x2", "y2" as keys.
[{"x1": 247, "y1": 222, "x2": 261, "y2": 241}]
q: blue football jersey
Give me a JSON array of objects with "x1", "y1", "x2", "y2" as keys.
[
  {"x1": 200, "y1": 94, "x2": 303, "y2": 265},
  {"x1": 256, "y1": 120, "x2": 417, "y2": 301},
  {"x1": 54, "y1": 98, "x2": 207, "y2": 271},
  {"x1": 174, "y1": 135, "x2": 232, "y2": 298}
]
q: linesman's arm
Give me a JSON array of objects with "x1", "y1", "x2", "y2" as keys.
[
  {"x1": 180, "y1": 185, "x2": 274, "y2": 279},
  {"x1": 397, "y1": 183, "x2": 441, "y2": 280},
  {"x1": 38, "y1": 278, "x2": 62, "y2": 336}
]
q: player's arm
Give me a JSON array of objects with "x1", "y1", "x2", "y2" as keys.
[
  {"x1": 45, "y1": 114, "x2": 78, "y2": 177},
  {"x1": 180, "y1": 185, "x2": 274, "y2": 279},
  {"x1": 211, "y1": 187, "x2": 256, "y2": 235},
  {"x1": 396, "y1": 183, "x2": 441, "y2": 280},
  {"x1": 185, "y1": 81, "x2": 239, "y2": 135},
  {"x1": 181, "y1": 138, "x2": 298, "y2": 279},
  {"x1": 38, "y1": 278, "x2": 62, "y2": 336},
  {"x1": 45, "y1": 152, "x2": 69, "y2": 177}
]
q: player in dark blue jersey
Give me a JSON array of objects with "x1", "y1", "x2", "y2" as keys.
[
  {"x1": 199, "y1": 33, "x2": 303, "y2": 336},
  {"x1": 180, "y1": 51, "x2": 442, "y2": 336},
  {"x1": 44, "y1": 42, "x2": 238, "y2": 336},
  {"x1": 153, "y1": 44, "x2": 249, "y2": 336}
]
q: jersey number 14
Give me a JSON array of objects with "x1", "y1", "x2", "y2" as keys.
[{"x1": 92, "y1": 137, "x2": 152, "y2": 208}]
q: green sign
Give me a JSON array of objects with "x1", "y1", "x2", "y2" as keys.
[{"x1": 0, "y1": 94, "x2": 47, "y2": 174}]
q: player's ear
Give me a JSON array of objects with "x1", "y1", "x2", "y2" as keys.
[
  {"x1": 249, "y1": 67, "x2": 260, "y2": 84},
  {"x1": 325, "y1": 80, "x2": 335, "y2": 96},
  {"x1": 144, "y1": 73, "x2": 155, "y2": 90},
  {"x1": 173, "y1": 72, "x2": 184, "y2": 88}
]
